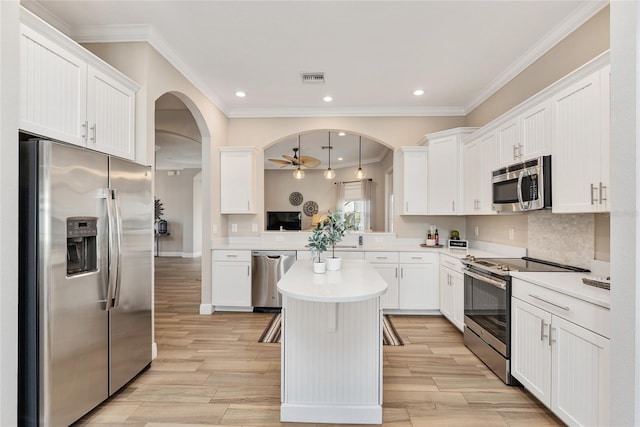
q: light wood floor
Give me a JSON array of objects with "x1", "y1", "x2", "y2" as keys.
[{"x1": 76, "y1": 257, "x2": 563, "y2": 426}]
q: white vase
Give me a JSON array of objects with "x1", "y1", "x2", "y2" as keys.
[
  {"x1": 326, "y1": 256, "x2": 342, "y2": 271},
  {"x1": 313, "y1": 261, "x2": 326, "y2": 274}
]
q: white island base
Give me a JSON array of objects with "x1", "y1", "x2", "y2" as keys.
[{"x1": 278, "y1": 260, "x2": 387, "y2": 425}]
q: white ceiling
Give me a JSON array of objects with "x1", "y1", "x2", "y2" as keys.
[{"x1": 22, "y1": 0, "x2": 606, "y2": 118}]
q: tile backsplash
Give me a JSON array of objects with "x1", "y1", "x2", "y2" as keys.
[{"x1": 527, "y1": 210, "x2": 594, "y2": 269}]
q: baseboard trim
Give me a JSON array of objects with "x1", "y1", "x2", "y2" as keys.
[
  {"x1": 281, "y1": 403, "x2": 382, "y2": 424},
  {"x1": 199, "y1": 304, "x2": 213, "y2": 315}
]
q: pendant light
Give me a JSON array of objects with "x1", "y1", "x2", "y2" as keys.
[
  {"x1": 293, "y1": 135, "x2": 305, "y2": 179},
  {"x1": 323, "y1": 132, "x2": 336, "y2": 179},
  {"x1": 355, "y1": 136, "x2": 366, "y2": 179}
]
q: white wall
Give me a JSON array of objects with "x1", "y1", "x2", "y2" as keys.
[
  {"x1": 193, "y1": 172, "x2": 202, "y2": 257},
  {"x1": 610, "y1": 2, "x2": 639, "y2": 424},
  {"x1": 0, "y1": 1, "x2": 19, "y2": 424},
  {"x1": 155, "y1": 168, "x2": 201, "y2": 257}
]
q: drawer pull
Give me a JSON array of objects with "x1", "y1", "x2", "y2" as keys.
[
  {"x1": 411, "y1": 256, "x2": 422, "y2": 260},
  {"x1": 376, "y1": 256, "x2": 388, "y2": 260},
  {"x1": 529, "y1": 294, "x2": 570, "y2": 311},
  {"x1": 226, "y1": 254, "x2": 238, "y2": 258}
]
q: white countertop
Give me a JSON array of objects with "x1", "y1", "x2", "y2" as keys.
[
  {"x1": 511, "y1": 271, "x2": 611, "y2": 309},
  {"x1": 277, "y1": 259, "x2": 388, "y2": 303}
]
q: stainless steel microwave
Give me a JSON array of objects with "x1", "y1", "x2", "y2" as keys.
[{"x1": 491, "y1": 155, "x2": 551, "y2": 212}]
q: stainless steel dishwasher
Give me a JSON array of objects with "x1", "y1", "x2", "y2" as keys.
[{"x1": 251, "y1": 250, "x2": 297, "y2": 310}]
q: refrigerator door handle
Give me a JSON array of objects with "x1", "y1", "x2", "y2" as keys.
[
  {"x1": 112, "y1": 189, "x2": 123, "y2": 307},
  {"x1": 104, "y1": 188, "x2": 117, "y2": 310}
]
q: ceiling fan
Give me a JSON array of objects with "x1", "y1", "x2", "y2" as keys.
[{"x1": 268, "y1": 147, "x2": 321, "y2": 168}]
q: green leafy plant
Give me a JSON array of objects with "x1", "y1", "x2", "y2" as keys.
[
  {"x1": 307, "y1": 222, "x2": 329, "y2": 262},
  {"x1": 324, "y1": 210, "x2": 346, "y2": 259}
]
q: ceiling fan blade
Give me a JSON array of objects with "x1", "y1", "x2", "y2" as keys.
[
  {"x1": 268, "y1": 158, "x2": 291, "y2": 165},
  {"x1": 283, "y1": 154, "x2": 300, "y2": 165},
  {"x1": 300, "y1": 156, "x2": 321, "y2": 168}
]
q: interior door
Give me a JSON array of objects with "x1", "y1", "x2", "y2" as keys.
[{"x1": 108, "y1": 157, "x2": 153, "y2": 394}]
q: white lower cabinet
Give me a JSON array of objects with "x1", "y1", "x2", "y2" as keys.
[
  {"x1": 365, "y1": 252, "x2": 399, "y2": 310},
  {"x1": 398, "y1": 253, "x2": 437, "y2": 310},
  {"x1": 512, "y1": 279, "x2": 610, "y2": 427},
  {"x1": 212, "y1": 250, "x2": 252, "y2": 309},
  {"x1": 439, "y1": 255, "x2": 463, "y2": 331}
]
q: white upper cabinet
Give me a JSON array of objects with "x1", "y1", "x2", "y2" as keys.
[
  {"x1": 396, "y1": 147, "x2": 428, "y2": 215},
  {"x1": 86, "y1": 66, "x2": 135, "y2": 159},
  {"x1": 464, "y1": 132, "x2": 497, "y2": 215},
  {"x1": 497, "y1": 118, "x2": 520, "y2": 166},
  {"x1": 497, "y1": 101, "x2": 551, "y2": 167},
  {"x1": 220, "y1": 147, "x2": 258, "y2": 214},
  {"x1": 19, "y1": 12, "x2": 138, "y2": 160},
  {"x1": 552, "y1": 65, "x2": 609, "y2": 213},
  {"x1": 19, "y1": 24, "x2": 87, "y2": 146},
  {"x1": 520, "y1": 100, "x2": 552, "y2": 161},
  {"x1": 424, "y1": 128, "x2": 477, "y2": 215}
]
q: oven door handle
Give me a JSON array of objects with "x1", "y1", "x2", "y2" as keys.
[{"x1": 463, "y1": 268, "x2": 507, "y2": 290}]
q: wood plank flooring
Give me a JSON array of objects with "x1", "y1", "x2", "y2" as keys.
[{"x1": 75, "y1": 257, "x2": 563, "y2": 426}]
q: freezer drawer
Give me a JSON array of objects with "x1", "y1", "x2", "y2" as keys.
[{"x1": 251, "y1": 250, "x2": 296, "y2": 308}]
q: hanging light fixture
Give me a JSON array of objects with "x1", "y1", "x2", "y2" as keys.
[
  {"x1": 355, "y1": 136, "x2": 366, "y2": 179},
  {"x1": 292, "y1": 135, "x2": 305, "y2": 179},
  {"x1": 323, "y1": 132, "x2": 336, "y2": 179}
]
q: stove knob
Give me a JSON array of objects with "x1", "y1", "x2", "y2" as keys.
[{"x1": 501, "y1": 265, "x2": 510, "y2": 271}]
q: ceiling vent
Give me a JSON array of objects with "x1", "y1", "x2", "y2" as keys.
[{"x1": 301, "y1": 72, "x2": 325, "y2": 84}]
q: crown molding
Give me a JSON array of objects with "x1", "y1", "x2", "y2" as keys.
[
  {"x1": 20, "y1": 0, "x2": 71, "y2": 35},
  {"x1": 227, "y1": 106, "x2": 466, "y2": 119},
  {"x1": 464, "y1": 0, "x2": 609, "y2": 114}
]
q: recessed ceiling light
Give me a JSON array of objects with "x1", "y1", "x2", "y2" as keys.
[
  {"x1": 337, "y1": 157, "x2": 344, "y2": 161},
  {"x1": 323, "y1": 96, "x2": 333, "y2": 102},
  {"x1": 338, "y1": 132, "x2": 346, "y2": 136},
  {"x1": 235, "y1": 91, "x2": 246, "y2": 97},
  {"x1": 413, "y1": 89, "x2": 424, "y2": 96}
]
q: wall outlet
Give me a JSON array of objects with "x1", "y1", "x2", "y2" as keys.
[
  {"x1": 252, "y1": 223, "x2": 258, "y2": 232},
  {"x1": 231, "y1": 223, "x2": 238, "y2": 233},
  {"x1": 475, "y1": 226, "x2": 479, "y2": 236},
  {"x1": 508, "y1": 228, "x2": 515, "y2": 240}
]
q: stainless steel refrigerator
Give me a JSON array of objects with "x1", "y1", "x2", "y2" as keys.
[{"x1": 18, "y1": 138, "x2": 153, "y2": 426}]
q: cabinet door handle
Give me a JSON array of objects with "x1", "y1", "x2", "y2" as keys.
[
  {"x1": 400, "y1": 268, "x2": 403, "y2": 279},
  {"x1": 513, "y1": 144, "x2": 518, "y2": 160},
  {"x1": 405, "y1": 202, "x2": 409, "y2": 212},
  {"x1": 247, "y1": 200, "x2": 250, "y2": 210},
  {"x1": 529, "y1": 294, "x2": 570, "y2": 311},
  {"x1": 590, "y1": 183, "x2": 597, "y2": 205},
  {"x1": 90, "y1": 124, "x2": 96, "y2": 142},
  {"x1": 518, "y1": 144, "x2": 524, "y2": 159},
  {"x1": 540, "y1": 319, "x2": 548, "y2": 342},
  {"x1": 395, "y1": 267, "x2": 398, "y2": 278},
  {"x1": 81, "y1": 121, "x2": 88, "y2": 141},
  {"x1": 599, "y1": 182, "x2": 607, "y2": 204},
  {"x1": 247, "y1": 266, "x2": 250, "y2": 276},
  {"x1": 452, "y1": 201, "x2": 455, "y2": 212},
  {"x1": 549, "y1": 326, "x2": 556, "y2": 346}
]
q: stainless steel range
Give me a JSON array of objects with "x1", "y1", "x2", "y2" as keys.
[{"x1": 460, "y1": 255, "x2": 589, "y2": 385}]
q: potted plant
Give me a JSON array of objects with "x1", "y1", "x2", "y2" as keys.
[
  {"x1": 323, "y1": 210, "x2": 356, "y2": 271},
  {"x1": 307, "y1": 222, "x2": 329, "y2": 274}
]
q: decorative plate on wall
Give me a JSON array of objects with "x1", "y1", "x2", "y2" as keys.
[
  {"x1": 289, "y1": 191, "x2": 303, "y2": 206},
  {"x1": 303, "y1": 201, "x2": 318, "y2": 217}
]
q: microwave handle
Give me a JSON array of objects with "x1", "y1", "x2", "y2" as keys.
[{"x1": 517, "y1": 169, "x2": 533, "y2": 210}]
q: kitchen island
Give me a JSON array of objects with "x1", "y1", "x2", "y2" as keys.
[{"x1": 277, "y1": 259, "x2": 387, "y2": 424}]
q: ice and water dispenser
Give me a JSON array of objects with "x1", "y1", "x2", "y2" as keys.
[{"x1": 66, "y1": 217, "x2": 98, "y2": 275}]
